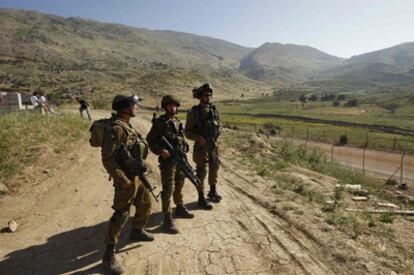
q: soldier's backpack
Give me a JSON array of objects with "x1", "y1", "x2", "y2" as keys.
[{"x1": 89, "y1": 118, "x2": 114, "y2": 147}]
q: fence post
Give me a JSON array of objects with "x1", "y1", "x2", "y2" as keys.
[
  {"x1": 362, "y1": 147, "x2": 366, "y2": 176},
  {"x1": 365, "y1": 131, "x2": 369, "y2": 147},
  {"x1": 331, "y1": 144, "x2": 335, "y2": 162},
  {"x1": 401, "y1": 152, "x2": 406, "y2": 186},
  {"x1": 393, "y1": 137, "x2": 397, "y2": 151}
]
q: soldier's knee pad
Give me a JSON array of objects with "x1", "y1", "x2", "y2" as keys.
[{"x1": 110, "y1": 209, "x2": 129, "y2": 224}]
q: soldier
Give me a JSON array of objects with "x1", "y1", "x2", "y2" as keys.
[
  {"x1": 185, "y1": 83, "x2": 221, "y2": 207},
  {"x1": 146, "y1": 95, "x2": 195, "y2": 234},
  {"x1": 101, "y1": 95, "x2": 154, "y2": 274}
]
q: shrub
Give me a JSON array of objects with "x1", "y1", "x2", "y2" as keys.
[
  {"x1": 345, "y1": 99, "x2": 358, "y2": 107},
  {"x1": 339, "y1": 134, "x2": 348, "y2": 145},
  {"x1": 379, "y1": 213, "x2": 394, "y2": 224},
  {"x1": 336, "y1": 94, "x2": 346, "y2": 101},
  {"x1": 308, "y1": 94, "x2": 318, "y2": 101}
]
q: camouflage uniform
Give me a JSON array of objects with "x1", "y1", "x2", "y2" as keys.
[
  {"x1": 185, "y1": 103, "x2": 221, "y2": 196},
  {"x1": 102, "y1": 114, "x2": 152, "y2": 245},
  {"x1": 146, "y1": 114, "x2": 187, "y2": 215}
]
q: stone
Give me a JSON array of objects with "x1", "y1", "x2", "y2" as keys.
[
  {"x1": 336, "y1": 184, "x2": 361, "y2": 191},
  {"x1": 377, "y1": 202, "x2": 399, "y2": 209},
  {"x1": 352, "y1": 196, "x2": 368, "y2": 201},
  {"x1": 0, "y1": 183, "x2": 10, "y2": 194},
  {"x1": 7, "y1": 220, "x2": 18, "y2": 232}
]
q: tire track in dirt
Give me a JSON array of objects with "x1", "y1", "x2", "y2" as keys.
[{"x1": 219, "y1": 162, "x2": 334, "y2": 275}]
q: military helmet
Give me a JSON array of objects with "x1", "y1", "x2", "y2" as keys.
[
  {"x1": 192, "y1": 83, "x2": 213, "y2": 99},
  {"x1": 161, "y1": 95, "x2": 180, "y2": 109},
  {"x1": 112, "y1": 94, "x2": 139, "y2": 111}
]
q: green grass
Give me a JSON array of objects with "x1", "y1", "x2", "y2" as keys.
[
  {"x1": 221, "y1": 130, "x2": 400, "y2": 240},
  {"x1": 216, "y1": 89, "x2": 414, "y2": 152},
  {"x1": 0, "y1": 111, "x2": 90, "y2": 189},
  {"x1": 219, "y1": 114, "x2": 414, "y2": 153}
]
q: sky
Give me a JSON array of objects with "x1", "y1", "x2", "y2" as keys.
[{"x1": 0, "y1": 0, "x2": 413, "y2": 58}]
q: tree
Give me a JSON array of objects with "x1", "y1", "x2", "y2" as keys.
[
  {"x1": 332, "y1": 100, "x2": 340, "y2": 107},
  {"x1": 321, "y1": 93, "x2": 336, "y2": 101},
  {"x1": 298, "y1": 95, "x2": 307, "y2": 108},
  {"x1": 309, "y1": 94, "x2": 318, "y2": 101},
  {"x1": 336, "y1": 94, "x2": 346, "y2": 101},
  {"x1": 345, "y1": 99, "x2": 358, "y2": 107},
  {"x1": 380, "y1": 102, "x2": 401, "y2": 114}
]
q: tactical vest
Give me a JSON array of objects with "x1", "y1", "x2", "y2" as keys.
[
  {"x1": 156, "y1": 115, "x2": 187, "y2": 151},
  {"x1": 112, "y1": 119, "x2": 149, "y2": 161},
  {"x1": 192, "y1": 104, "x2": 220, "y2": 140}
]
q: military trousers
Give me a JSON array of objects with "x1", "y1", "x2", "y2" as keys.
[
  {"x1": 160, "y1": 159, "x2": 185, "y2": 214},
  {"x1": 193, "y1": 144, "x2": 219, "y2": 193},
  {"x1": 105, "y1": 177, "x2": 152, "y2": 245}
]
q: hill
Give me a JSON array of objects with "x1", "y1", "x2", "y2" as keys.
[
  {"x1": 314, "y1": 42, "x2": 414, "y2": 86},
  {"x1": 0, "y1": 8, "x2": 269, "y2": 105},
  {"x1": 239, "y1": 42, "x2": 343, "y2": 84}
]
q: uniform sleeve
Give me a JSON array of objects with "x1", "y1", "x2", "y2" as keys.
[
  {"x1": 184, "y1": 109, "x2": 201, "y2": 141},
  {"x1": 146, "y1": 120, "x2": 164, "y2": 155},
  {"x1": 101, "y1": 125, "x2": 130, "y2": 185}
]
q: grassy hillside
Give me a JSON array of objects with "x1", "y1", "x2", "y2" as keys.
[
  {"x1": 0, "y1": 8, "x2": 271, "y2": 105},
  {"x1": 0, "y1": 112, "x2": 90, "y2": 192},
  {"x1": 0, "y1": 8, "x2": 412, "y2": 103},
  {"x1": 315, "y1": 43, "x2": 414, "y2": 86}
]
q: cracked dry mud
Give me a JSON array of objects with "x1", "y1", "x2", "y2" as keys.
[{"x1": 0, "y1": 111, "x2": 412, "y2": 274}]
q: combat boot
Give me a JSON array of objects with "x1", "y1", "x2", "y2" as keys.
[
  {"x1": 129, "y1": 228, "x2": 154, "y2": 242},
  {"x1": 162, "y1": 213, "x2": 179, "y2": 234},
  {"x1": 197, "y1": 192, "x2": 213, "y2": 210},
  {"x1": 175, "y1": 204, "x2": 195, "y2": 219},
  {"x1": 102, "y1": 245, "x2": 124, "y2": 275},
  {"x1": 207, "y1": 185, "x2": 222, "y2": 202}
]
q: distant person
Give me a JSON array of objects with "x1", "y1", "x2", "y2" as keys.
[
  {"x1": 76, "y1": 96, "x2": 92, "y2": 120},
  {"x1": 30, "y1": 92, "x2": 41, "y2": 112},
  {"x1": 38, "y1": 91, "x2": 58, "y2": 114}
]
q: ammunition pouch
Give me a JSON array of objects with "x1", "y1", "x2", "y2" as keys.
[{"x1": 130, "y1": 138, "x2": 149, "y2": 160}]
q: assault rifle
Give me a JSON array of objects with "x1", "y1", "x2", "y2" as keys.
[
  {"x1": 161, "y1": 136, "x2": 201, "y2": 190},
  {"x1": 115, "y1": 144, "x2": 159, "y2": 202}
]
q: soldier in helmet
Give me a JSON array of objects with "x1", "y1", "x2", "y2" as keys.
[
  {"x1": 185, "y1": 83, "x2": 222, "y2": 206},
  {"x1": 101, "y1": 94, "x2": 154, "y2": 274},
  {"x1": 146, "y1": 95, "x2": 195, "y2": 234}
]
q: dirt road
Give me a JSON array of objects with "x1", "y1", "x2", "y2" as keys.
[
  {"x1": 0, "y1": 111, "x2": 410, "y2": 274},
  {"x1": 308, "y1": 141, "x2": 414, "y2": 186}
]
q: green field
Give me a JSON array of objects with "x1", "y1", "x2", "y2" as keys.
[{"x1": 214, "y1": 90, "x2": 414, "y2": 152}]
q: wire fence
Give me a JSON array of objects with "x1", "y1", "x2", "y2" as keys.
[
  {"x1": 223, "y1": 120, "x2": 414, "y2": 187},
  {"x1": 222, "y1": 121, "x2": 414, "y2": 153}
]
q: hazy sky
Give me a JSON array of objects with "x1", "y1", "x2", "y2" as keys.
[{"x1": 1, "y1": 0, "x2": 413, "y2": 58}]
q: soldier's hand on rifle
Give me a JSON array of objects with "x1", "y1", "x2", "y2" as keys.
[
  {"x1": 161, "y1": 149, "x2": 171, "y2": 159},
  {"x1": 197, "y1": 136, "x2": 207, "y2": 146}
]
